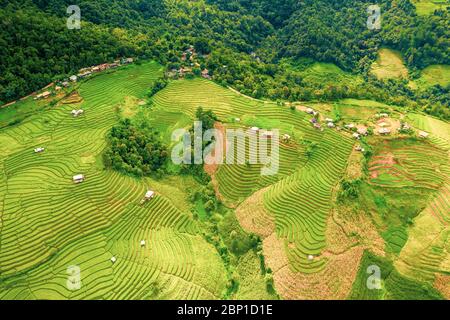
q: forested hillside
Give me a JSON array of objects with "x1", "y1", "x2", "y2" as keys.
[{"x1": 1, "y1": 0, "x2": 448, "y2": 118}]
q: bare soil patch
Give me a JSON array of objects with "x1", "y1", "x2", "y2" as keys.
[
  {"x1": 61, "y1": 92, "x2": 83, "y2": 104},
  {"x1": 235, "y1": 186, "x2": 276, "y2": 238},
  {"x1": 434, "y1": 274, "x2": 450, "y2": 299}
]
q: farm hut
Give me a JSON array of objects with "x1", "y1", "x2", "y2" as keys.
[
  {"x1": 35, "y1": 91, "x2": 51, "y2": 100},
  {"x1": 61, "y1": 81, "x2": 69, "y2": 87},
  {"x1": 34, "y1": 147, "x2": 45, "y2": 153},
  {"x1": 145, "y1": 190, "x2": 155, "y2": 200},
  {"x1": 325, "y1": 118, "x2": 334, "y2": 123},
  {"x1": 310, "y1": 118, "x2": 317, "y2": 124},
  {"x1": 327, "y1": 122, "x2": 335, "y2": 128},
  {"x1": 357, "y1": 127, "x2": 368, "y2": 136},
  {"x1": 376, "y1": 113, "x2": 389, "y2": 119},
  {"x1": 111, "y1": 257, "x2": 117, "y2": 263},
  {"x1": 345, "y1": 123, "x2": 355, "y2": 129},
  {"x1": 71, "y1": 109, "x2": 84, "y2": 117},
  {"x1": 378, "y1": 128, "x2": 391, "y2": 135},
  {"x1": 55, "y1": 86, "x2": 62, "y2": 92},
  {"x1": 69, "y1": 75, "x2": 78, "y2": 82},
  {"x1": 77, "y1": 71, "x2": 92, "y2": 78},
  {"x1": 235, "y1": 118, "x2": 241, "y2": 122},
  {"x1": 353, "y1": 133, "x2": 361, "y2": 140},
  {"x1": 282, "y1": 134, "x2": 291, "y2": 142},
  {"x1": 72, "y1": 174, "x2": 85, "y2": 184},
  {"x1": 379, "y1": 122, "x2": 388, "y2": 128},
  {"x1": 201, "y1": 69, "x2": 211, "y2": 79},
  {"x1": 306, "y1": 108, "x2": 314, "y2": 114},
  {"x1": 308, "y1": 255, "x2": 314, "y2": 261},
  {"x1": 122, "y1": 57, "x2": 134, "y2": 64},
  {"x1": 419, "y1": 131, "x2": 429, "y2": 138},
  {"x1": 250, "y1": 127, "x2": 260, "y2": 133},
  {"x1": 140, "y1": 240, "x2": 146, "y2": 247},
  {"x1": 402, "y1": 123, "x2": 411, "y2": 130},
  {"x1": 78, "y1": 67, "x2": 91, "y2": 74},
  {"x1": 140, "y1": 190, "x2": 155, "y2": 205},
  {"x1": 313, "y1": 123, "x2": 322, "y2": 130}
]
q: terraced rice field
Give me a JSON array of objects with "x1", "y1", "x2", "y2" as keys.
[
  {"x1": 1, "y1": 67, "x2": 448, "y2": 300},
  {"x1": 369, "y1": 139, "x2": 448, "y2": 190},
  {"x1": 263, "y1": 130, "x2": 354, "y2": 274},
  {"x1": 0, "y1": 62, "x2": 227, "y2": 299},
  {"x1": 153, "y1": 78, "x2": 357, "y2": 277}
]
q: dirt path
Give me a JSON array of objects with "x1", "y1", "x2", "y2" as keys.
[{"x1": 227, "y1": 86, "x2": 270, "y2": 104}]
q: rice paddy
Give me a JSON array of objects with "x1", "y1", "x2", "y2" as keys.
[
  {"x1": 0, "y1": 62, "x2": 228, "y2": 299},
  {"x1": 0, "y1": 64, "x2": 449, "y2": 300}
]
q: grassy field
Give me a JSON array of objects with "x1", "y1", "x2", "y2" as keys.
[
  {"x1": 0, "y1": 98, "x2": 51, "y2": 129},
  {"x1": 414, "y1": 65, "x2": 450, "y2": 89},
  {"x1": 333, "y1": 99, "x2": 392, "y2": 122},
  {"x1": 370, "y1": 48, "x2": 409, "y2": 80},
  {"x1": 412, "y1": 0, "x2": 449, "y2": 15},
  {"x1": 283, "y1": 59, "x2": 365, "y2": 90}
]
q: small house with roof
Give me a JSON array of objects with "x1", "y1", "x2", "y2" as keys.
[{"x1": 73, "y1": 174, "x2": 85, "y2": 184}]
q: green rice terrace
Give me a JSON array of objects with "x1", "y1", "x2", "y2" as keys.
[{"x1": 0, "y1": 61, "x2": 449, "y2": 300}]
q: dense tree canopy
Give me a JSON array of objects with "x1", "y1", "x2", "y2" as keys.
[
  {"x1": 1, "y1": 0, "x2": 448, "y2": 118},
  {"x1": 103, "y1": 119, "x2": 168, "y2": 177}
]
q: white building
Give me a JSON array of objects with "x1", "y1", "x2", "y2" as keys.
[
  {"x1": 34, "y1": 147, "x2": 45, "y2": 153},
  {"x1": 145, "y1": 190, "x2": 155, "y2": 200},
  {"x1": 73, "y1": 174, "x2": 85, "y2": 184},
  {"x1": 71, "y1": 109, "x2": 84, "y2": 117},
  {"x1": 357, "y1": 127, "x2": 368, "y2": 136},
  {"x1": 345, "y1": 123, "x2": 355, "y2": 129},
  {"x1": 379, "y1": 128, "x2": 391, "y2": 135}
]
